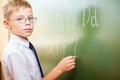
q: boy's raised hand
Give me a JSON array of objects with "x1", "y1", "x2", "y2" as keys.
[
  {"x1": 56, "y1": 56, "x2": 76, "y2": 73},
  {"x1": 42, "y1": 56, "x2": 76, "y2": 80}
]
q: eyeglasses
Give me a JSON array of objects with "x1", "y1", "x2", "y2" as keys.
[{"x1": 9, "y1": 17, "x2": 37, "y2": 24}]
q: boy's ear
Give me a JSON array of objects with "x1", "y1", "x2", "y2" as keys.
[{"x1": 3, "y1": 19, "x2": 11, "y2": 29}]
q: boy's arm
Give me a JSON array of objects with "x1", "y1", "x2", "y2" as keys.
[{"x1": 42, "y1": 56, "x2": 76, "y2": 80}]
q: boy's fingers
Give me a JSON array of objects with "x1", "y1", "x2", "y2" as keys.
[{"x1": 65, "y1": 56, "x2": 76, "y2": 60}]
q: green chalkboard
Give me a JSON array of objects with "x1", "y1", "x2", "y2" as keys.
[{"x1": 29, "y1": 0, "x2": 120, "y2": 80}]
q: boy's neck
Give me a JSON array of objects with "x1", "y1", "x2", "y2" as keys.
[{"x1": 11, "y1": 33, "x2": 28, "y2": 40}]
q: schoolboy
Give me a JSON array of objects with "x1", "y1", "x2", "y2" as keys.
[{"x1": 2, "y1": 0, "x2": 76, "y2": 80}]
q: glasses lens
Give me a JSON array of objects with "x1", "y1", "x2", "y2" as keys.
[{"x1": 28, "y1": 17, "x2": 37, "y2": 23}]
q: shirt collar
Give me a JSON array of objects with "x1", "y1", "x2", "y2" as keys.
[{"x1": 10, "y1": 34, "x2": 30, "y2": 48}]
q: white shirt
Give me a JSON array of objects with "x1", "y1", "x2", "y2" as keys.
[{"x1": 2, "y1": 34, "x2": 42, "y2": 80}]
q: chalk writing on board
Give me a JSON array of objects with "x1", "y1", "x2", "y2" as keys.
[
  {"x1": 46, "y1": 0, "x2": 99, "y2": 58},
  {"x1": 72, "y1": 33, "x2": 78, "y2": 57},
  {"x1": 82, "y1": 1, "x2": 99, "y2": 27}
]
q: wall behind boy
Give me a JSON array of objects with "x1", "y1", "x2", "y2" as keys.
[
  {"x1": 0, "y1": 0, "x2": 9, "y2": 80},
  {"x1": 0, "y1": 0, "x2": 9, "y2": 63}
]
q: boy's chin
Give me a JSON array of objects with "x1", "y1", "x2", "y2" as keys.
[{"x1": 20, "y1": 33, "x2": 32, "y2": 39}]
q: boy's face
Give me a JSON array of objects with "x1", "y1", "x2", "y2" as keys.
[{"x1": 4, "y1": 7, "x2": 34, "y2": 39}]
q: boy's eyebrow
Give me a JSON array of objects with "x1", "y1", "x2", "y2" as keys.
[{"x1": 15, "y1": 15, "x2": 33, "y2": 18}]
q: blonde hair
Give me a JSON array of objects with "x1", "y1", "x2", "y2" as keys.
[{"x1": 3, "y1": 0, "x2": 32, "y2": 20}]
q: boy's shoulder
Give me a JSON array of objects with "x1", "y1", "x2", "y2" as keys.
[
  {"x1": 2, "y1": 40, "x2": 26, "y2": 58},
  {"x1": 2, "y1": 41, "x2": 19, "y2": 58},
  {"x1": 2, "y1": 34, "x2": 30, "y2": 60}
]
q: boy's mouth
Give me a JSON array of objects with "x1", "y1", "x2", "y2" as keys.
[{"x1": 24, "y1": 28, "x2": 32, "y2": 32}]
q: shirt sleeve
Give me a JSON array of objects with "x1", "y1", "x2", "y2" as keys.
[{"x1": 3, "y1": 51, "x2": 32, "y2": 80}]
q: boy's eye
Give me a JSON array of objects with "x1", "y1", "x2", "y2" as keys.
[
  {"x1": 16, "y1": 18, "x2": 24, "y2": 20},
  {"x1": 28, "y1": 17, "x2": 33, "y2": 20}
]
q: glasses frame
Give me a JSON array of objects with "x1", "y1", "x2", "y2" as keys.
[{"x1": 8, "y1": 17, "x2": 37, "y2": 24}]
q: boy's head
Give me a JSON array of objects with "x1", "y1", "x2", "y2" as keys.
[
  {"x1": 3, "y1": 0, "x2": 36, "y2": 39},
  {"x1": 3, "y1": 0, "x2": 32, "y2": 20}
]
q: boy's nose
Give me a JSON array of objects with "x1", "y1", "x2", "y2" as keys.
[
  {"x1": 25, "y1": 18, "x2": 31, "y2": 23},
  {"x1": 25, "y1": 19, "x2": 31, "y2": 26}
]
